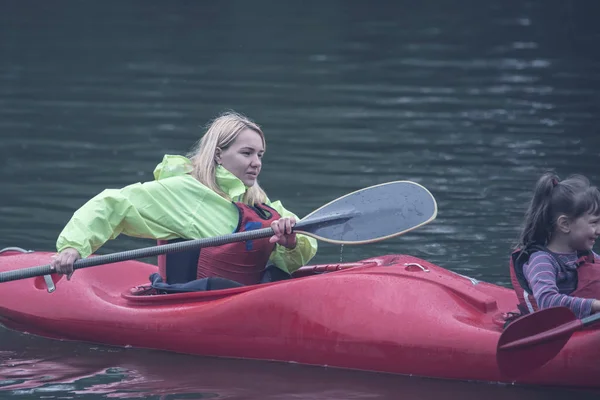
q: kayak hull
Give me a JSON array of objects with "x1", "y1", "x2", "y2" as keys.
[{"x1": 0, "y1": 250, "x2": 598, "y2": 389}]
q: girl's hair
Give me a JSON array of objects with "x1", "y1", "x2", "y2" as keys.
[
  {"x1": 517, "y1": 172, "x2": 600, "y2": 249},
  {"x1": 187, "y1": 111, "x2": 267, "y2": 205}
]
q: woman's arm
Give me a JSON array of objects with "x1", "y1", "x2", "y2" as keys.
[{"x1": 56, "y1": 177, "x2": 204, "y2": 258}]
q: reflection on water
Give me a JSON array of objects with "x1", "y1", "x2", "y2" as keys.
[
  {"x1": 1, "y1": 0, "x2": 600, "y2": 397},
  {"x1": 1, "y1": 329, "x2": 598, "y2": 400}
]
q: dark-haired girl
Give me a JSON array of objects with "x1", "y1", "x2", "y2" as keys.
[{"x1": 510, "y1": 173, "x2": 600, "y2": 318}]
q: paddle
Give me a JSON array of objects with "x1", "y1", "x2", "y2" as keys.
[
  {"x1": 0, "y1": 180, "x2": 437, "y2": 284},
  {"x1": 496, "y1": 306, "x2": 600, "y2": 378}
]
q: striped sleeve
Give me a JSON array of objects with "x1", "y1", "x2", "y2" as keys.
[{"x1": 523, "y1": 252, "x2": 594, "y2": 318}]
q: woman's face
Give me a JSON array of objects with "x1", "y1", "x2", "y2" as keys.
[{"x1": 217, "y1": 128, "x2": 264, "y2": 187}]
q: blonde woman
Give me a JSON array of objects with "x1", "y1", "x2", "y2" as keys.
[{"x1": 52, "y1": 112, "x2": 318, "y2": 288}]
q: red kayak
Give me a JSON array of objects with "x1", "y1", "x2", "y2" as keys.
[{"x1": 0, "y1": 248, "x2": 598, "y2": 389}]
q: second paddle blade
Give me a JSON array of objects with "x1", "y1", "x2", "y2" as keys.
[
  {"x1": 496, "y1": 307, "x2": 576, "y2": 378},
  {"x1": 299, "y1": 181, "x2": 437, "y2": 244}
]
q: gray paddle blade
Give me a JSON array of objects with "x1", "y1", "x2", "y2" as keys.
[{"x1": 298, "y1": 181, "x2": 437, "y2": 244}]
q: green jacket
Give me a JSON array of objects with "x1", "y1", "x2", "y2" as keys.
[{"x1": 56, "y1": 155, "x2": 318, "y2": 274}]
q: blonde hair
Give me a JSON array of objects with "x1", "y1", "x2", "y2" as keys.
[{"x1": 187, "y1": 111, "x2": 267, "y2": 205}]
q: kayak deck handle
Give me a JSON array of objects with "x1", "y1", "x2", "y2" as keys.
[
  {"x1": 404, "y1": 262, "x2": 430, "y2": 272},
  {"x1": 43, "y1": 274, "x2": 56, "y2": 293},
  {"x1": 0, "y1": 247, "x2": 34, "y2": 255}
]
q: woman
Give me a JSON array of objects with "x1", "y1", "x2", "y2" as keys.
[{"x1": 52, "y1": 112, "x2": 318, "y2": 287}]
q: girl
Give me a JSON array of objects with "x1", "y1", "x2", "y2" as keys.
[
  {"x1": 510, "y1": 173, "x2": 600, "y2": 318},
  {"x1": 51, "y1": 112, "x2": 318, "y2": 287}
]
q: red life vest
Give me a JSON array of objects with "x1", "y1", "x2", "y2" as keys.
[
  {"x1": 509, "y1": 245, "x2": 600, "y2": 314},
  {"x1": 157, "y1": 202, "x2": 281, "y2": 286}
]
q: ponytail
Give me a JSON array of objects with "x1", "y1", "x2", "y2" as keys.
[{"x1": 517, "y1": 173, "x2": 558, "y2": 249}]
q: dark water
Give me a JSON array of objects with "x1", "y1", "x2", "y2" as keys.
[{"x1": 1, "y1": 0, "x2": 600, "y2": 398}]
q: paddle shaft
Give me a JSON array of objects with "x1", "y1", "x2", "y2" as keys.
[
  {"x1": 0, "y1": 180, "x2": 438, "y2": 284},
  {"x1": 0, "y1": 213, "x2": 347, "y2": 283}
]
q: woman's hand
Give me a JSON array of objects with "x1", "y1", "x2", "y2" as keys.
[
  {"x1": 51, "y1": 247, "x2": 81, "y2": 280},
  {"x1": 269, "y1": 217, "x2": 297, "y2": 249}
]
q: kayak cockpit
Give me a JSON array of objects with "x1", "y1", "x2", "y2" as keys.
[{"x1": 121, "y1": 259, "x2": 384, "y2": 304}]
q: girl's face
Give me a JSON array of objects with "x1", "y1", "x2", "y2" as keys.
[
  {"x1": 217, "y1": 128, "x2": 264, "y2": 187},
  {"x1": 567, "y1": 212, "x2": 600, "y2": 251}
]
